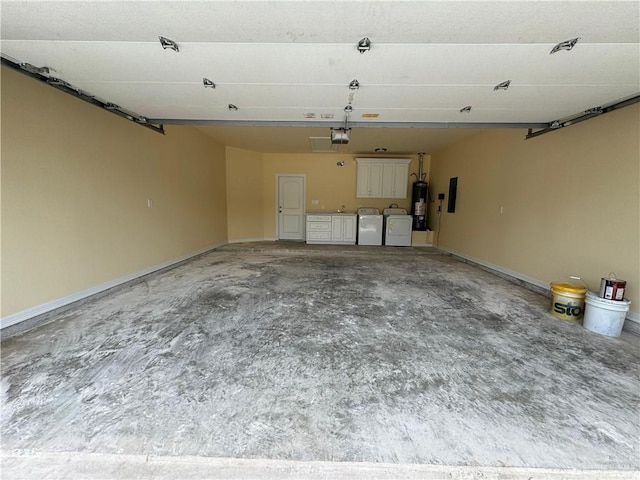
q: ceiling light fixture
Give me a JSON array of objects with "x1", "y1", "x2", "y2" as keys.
[
  {"x1": 203, "y1": 78, "x2": 216, "y2": 88},
  {"x1": 105, "y1": 103, "x2": 119, "y2": 110},
  {"x1": 357, "y1": 37, "x2": 371, "y2": 53},
  {"x1": 460, "y1": 105, "x2": 472, "y2": 113},
  {"x1": 349, "y1": 79, "x2": 360, "y2": 90},
  {"x1": 337, "y1": 161, "x2": 345, "y2": 167},
  {"x1": 228, "y1": 104, "x2": 238, "y2": 111},
  {"x1": 344, "y1": 105, "x2": 353, "y2": 113},
  {"x1": 550, "y1": 37, "x2": 580, "y2": 54},
  {"x1": 159, "y1": 36, "x2": 179, "y2": 52},
  {"x1": 374, "y1": 148, "x2": 387, "y2": 153},
  {"x1": 494, "y1": 80, "x2": 511, "y2": 91}
]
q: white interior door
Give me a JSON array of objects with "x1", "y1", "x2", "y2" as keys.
[{"x1": 277, "y1": 175, "x2": 305, "y2": 240}]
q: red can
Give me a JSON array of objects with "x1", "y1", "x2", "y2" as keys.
[{"x1": 598, "y1": 277, "x2": 626, "y2": 301}]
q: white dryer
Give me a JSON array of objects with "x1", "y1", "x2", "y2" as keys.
[
  {"x1": 357, "y1": 208, "x2": 383, "y2": 245},
  {"x1": 383, "y1": 208, "x2": 412, "y2": 246}
]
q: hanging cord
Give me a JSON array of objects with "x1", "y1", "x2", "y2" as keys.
[{"x1": 435, "y1": 198, "x2": 443, "y2": 247}]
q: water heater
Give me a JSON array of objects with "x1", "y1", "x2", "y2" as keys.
[{"x1": 411, "y1": 181, "x2": 428, "y2": 231}]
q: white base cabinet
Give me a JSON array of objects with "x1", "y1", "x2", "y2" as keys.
[
  {"x1": 331, "y1": 215, "x2": 356, "y2": 244},
  {"x1": 306, "y1": 214, "x2": 356, "y2": 244}
]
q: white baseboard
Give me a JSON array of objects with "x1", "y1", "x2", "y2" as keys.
[
  {"x1": 1, "y1": 242, "x2": 227, "y2": 330},
  {"x1": 228, "y1": 238, "x2": 275, "y2": 244},
  {"x1": 626, "y1": 310, "x2": 640, "y2": 323},
  {"x1": 412, "y1": 243, "x2": 434, "y2": 247},
  {"x1": 438, "y1": 246, "x2": 639, "y2": 324}
]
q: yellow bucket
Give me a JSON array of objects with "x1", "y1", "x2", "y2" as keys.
[{"x1": 550, "y1": 282, "x2": 587, "y2": 321}]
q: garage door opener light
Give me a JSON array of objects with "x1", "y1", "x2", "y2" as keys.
[{"x1": 331, "y1": 105, "x2": 353, "y2": 144}]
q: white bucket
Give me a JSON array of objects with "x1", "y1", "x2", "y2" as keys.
[{"x1": 583, "y1": 292, "x2": 631, "y2": 337}]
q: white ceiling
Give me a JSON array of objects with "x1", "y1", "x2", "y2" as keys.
[{"x1": 1, "y1": 1, "x2": 638, "y2": 154}]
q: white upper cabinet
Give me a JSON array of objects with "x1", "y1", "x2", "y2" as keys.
[{"x1": 356, "y1": 158, "x2": 411, "y2": 199}]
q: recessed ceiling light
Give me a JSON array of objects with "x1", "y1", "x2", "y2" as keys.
[
  {"x1": 349, "y1": 79, "x2": 360, "y2": 90},
  {"x1": 361, "y1": 113, "x2": 379, "y2": 118},
  {"x1": 357, "y1": 37, "x2": 371, "y2": 53},
  {"x1": 550, "y1": 37, "x2": 580, "y2": 54},
  {"x1": 228, "y1": 104, "x2": 238, "y2": 111},
  {"x1": 460, "y1": 105, "x2": 472, "y2": 113},
  {"x1": 303, "y1": 113, "x2": 316, "y2": 119},
  {"x1": 494, "y1": 80, "x2": 511, "y2": 91},
  {"x1": 203, "y1": 78, "x2": 216, "y2": 88},
  {"x1": 158, "y1": 36, "x2": 179, "y2": 52},
  {"x1": 321, "y1": 113, "x2": 334, "y2": 119},
  {"x1": 374, "y1": 147, "x2": 387, "y2": 153}
]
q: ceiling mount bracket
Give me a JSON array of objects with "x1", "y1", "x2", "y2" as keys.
[
  {"x1": 550, "y1": 37, "x2": 580, "y2": 54},
  {"x1": 159, "y1": 36, "x2": 179, "y2": 52},
  {"x1": 493, "y1": 80, "x2": 511, "y2": 91},
  {"x1": 19, "y1": 62, "x2": 50, "y2": 75},
  {"x1": 357, "y1": 37, "x2": 371, "y2": 53}
]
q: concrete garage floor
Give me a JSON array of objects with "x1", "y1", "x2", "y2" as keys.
[{"x1": 1, "y1": 243, "x2": 639, "y2": 479}]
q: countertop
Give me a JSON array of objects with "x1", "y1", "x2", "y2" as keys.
[{"x1": 306, "y1": 210, "x2": 356, "y2": 216}]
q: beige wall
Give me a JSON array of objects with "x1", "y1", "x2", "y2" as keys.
[
  {"x1": 260, "y1": 153, "x2": 429, "y2": 239},
  {"x1": 1, "y1": 67, "x2": 228, "y2": 317},
  {"x1": 225, "y1": 146, "x2": 264, "y2": 241},
  {"x1": 429, "y1": 105, "x2": 640, "y2": 312}
]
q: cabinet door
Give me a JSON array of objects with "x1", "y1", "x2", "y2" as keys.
[
  {"x1": 382, "y1": 163, "x2": 409, "y2": 198},
  {"x1": 368, "y1": 163, "x2": 383, "y2": 197},
  {"x1": 343, "y1": 216, "x2": 356, "y2": 242},
  {"x1": 331, "y1": 217, "x2": 344, "y2": 241},
  {"x1": 391, "y1": 163, "x2": 409, "y2": 198},
  {"x1": 356, "y1": 164, "x2": 371, "y2": 198},
  {"x1": 357, "y1": 163, "x2": 383, "y2": 198}
]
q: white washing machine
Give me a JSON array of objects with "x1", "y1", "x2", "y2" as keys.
[
  {"x1": 357, "y1": 207, "x2": 383, "y2": 245},
  {"x1": 383, "y1": 208, "x2": 412, "y2": 246}
]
